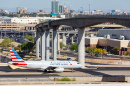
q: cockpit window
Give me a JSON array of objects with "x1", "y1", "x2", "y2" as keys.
[{"x1": 77, "y1": 63, "x2": 79, "y2": 64}]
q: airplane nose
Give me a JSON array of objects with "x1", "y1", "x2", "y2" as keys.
[{"x1": 79, "y1": 64, "x2": 82, "y2": 68}]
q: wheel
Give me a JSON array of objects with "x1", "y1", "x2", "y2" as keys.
[{"x1": 44, "y1": 69, "x2": 47, "y2": 72}]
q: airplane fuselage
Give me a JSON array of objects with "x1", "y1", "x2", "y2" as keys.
[{"x1": 9, "y1": 60, "x2": 82, "y2": 69}]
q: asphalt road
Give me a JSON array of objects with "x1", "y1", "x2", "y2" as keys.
[
  {"x1": 1, "y1": 66, "x2": 130, "y2": 78},
  {"x1": 0, "y1": 56, "x2": 11, "y2": 63}
]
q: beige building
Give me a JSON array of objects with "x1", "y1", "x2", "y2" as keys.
[
  {"x1": 0, "y1": 21, "x2": 36, "y2": 31},
  {"x1": 85, "y1": 37, "x2": 130, "y2": 49}
]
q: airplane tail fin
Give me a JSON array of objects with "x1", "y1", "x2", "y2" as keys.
[{"x1": 9, "y1": 48, "x2": 27, "y2": 65}]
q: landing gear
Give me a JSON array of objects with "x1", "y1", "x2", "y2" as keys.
[
  {"x1": 44, "y1": 69, "x2": 48, "y2": 72},
  {"x1": 71, "y1": 69, "x2": 73, "y2": 72},
  {"x1": 47, "y1": 69, "x2": 51, "y2": 73},
  {"x1": 44, "y1": 69, "x2": 52, "y2": 73}
]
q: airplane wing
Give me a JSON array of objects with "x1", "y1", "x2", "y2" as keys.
[
  {"x1": 41, "y1": 65, "x2": 59, "y2": 70},
  {"x1": 41, "y1": 66, "x2": 49, "y2": 70},
  {"x1": 41, "y1": 66, "x2": 64, "y2": 72}
]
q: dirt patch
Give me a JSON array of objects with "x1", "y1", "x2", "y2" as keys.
[
  {"x1": 0, "y1": 39, "x2": 4, "y2": 44},
  {"x1": 10, "y1": 42, "x2": 21, "y2": 47}
]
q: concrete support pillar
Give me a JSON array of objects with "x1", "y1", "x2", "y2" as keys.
[
  {"x1": 71, "y1": 35, "x2": 74, "y2": 44},
  {"x1": 78, "y1": 27, "x2": 85, "y2": 68},
  {"x1": 34, "y1": 31, "x2": 36, "y2": 37},
  {"x1": 40, "y1": 36, "x2": 42, "y2": 56},
  {"x1": 52, "y1": 27, "x2": 58, "y2": 61},
  {"x1": 51, "y1": 31, "x2": 53, "y2": 58},
  {"x1": 41, "y1": 31, "x2": 46, "y2": 60},
  {"x1": 57, "y1": 33, "x2": 60, "y2": 51},
  {"x1": 76, "y1": 36, "x2": 78, "y2": 44},
  {"x1": 46, "y1": 30, "x2": 50, "y2": 61},
  {"x1": 36, "y1": 32, "x2": 40, "y2": 58},
  {"x1": 62, "y1": 33, "x2": 66, "y2": 46}
]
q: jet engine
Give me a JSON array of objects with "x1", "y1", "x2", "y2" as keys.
[{"x1": 54, "y1": 68, "x2": 64, "y2": 72}]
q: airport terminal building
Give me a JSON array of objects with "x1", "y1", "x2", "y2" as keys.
[{"x1": 85, "y1": 29, "x2": 130, "y2": 55}]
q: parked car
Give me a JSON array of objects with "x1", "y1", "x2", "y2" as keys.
[
  {"x1": 95, "y1": 54, "x2": 98, "y2": 57},
  {"x1": 67, "y1": 58, "x2": 72, "y2": 61}
]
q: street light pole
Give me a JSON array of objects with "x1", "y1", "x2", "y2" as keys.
[
  {"x1": 0, "y1": 49, "x2": 2, "y2": 63},
  {"x1": 5, "y1": 30, "x2": 6, "y2": 37},
  {"x1": 1, "y1": 31, "x2": 2, "y2": 39},
  {"x1": 23, "y1": 31, "x2": 24, "y2": 39},
  {"x1": 92, "y1": 44, "x2": 93, "y2": 56},
  {"x1": 89, "y1": 4, "x2": 90, "y2": 14},
  {"x1": 81, "y1": 7, "x2": 83, "y2": 13}
]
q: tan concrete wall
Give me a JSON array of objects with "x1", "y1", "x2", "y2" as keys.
[
  {"x1": 128, "y1": 41, "x2": 130, "y2": 47},
  {"x1": 90, "y1": 38, "x2": 99, "y2": 44},
  {"x1": 85, "y1": 38, "x2": 90, "y2": 45},
  {"x1": 107, "y1": 40, "x2": 121, "y2": 48},
  {"x1": 107, "y1": 40, "x2": 129, "y2": 48},
  {"x1": 99, "y1": 39, "x2": 107, "y2": 46},
  {"x1": 120, "y1": 40, "x2": 129, "y2": 48},
  {"x1": 85, "y1": 38, "x2": 99, "y2": 45},
  {"x1": 86, "y1": 38, "x2": 130, "y2": 49}
]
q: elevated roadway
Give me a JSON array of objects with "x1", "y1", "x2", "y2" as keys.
[
  {"x1": 91, "y1": 24, "x2": 125, "y2": 28},
  {"x1": 86, "y1": 65, "x2": 130, "y2": 68},
  {"x1": 35, "y1": 15, "x2": 130, "y2": 68}
]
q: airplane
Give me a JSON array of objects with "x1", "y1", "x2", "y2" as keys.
[{"x1": 8, "y1": 48, "x2": 82, "y2": 72}]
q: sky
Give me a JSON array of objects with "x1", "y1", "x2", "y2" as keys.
[{"x1": 0, "y1": 0, "x2": 130, "y2": 13}]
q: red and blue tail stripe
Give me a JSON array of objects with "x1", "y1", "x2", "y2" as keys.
[{"x1": 10, "y1": 48, "x2": 27, "y2": 66}]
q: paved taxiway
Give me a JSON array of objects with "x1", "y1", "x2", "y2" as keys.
[{"x1": 1, "y1": 66, "x2": 130, "y2": 78}]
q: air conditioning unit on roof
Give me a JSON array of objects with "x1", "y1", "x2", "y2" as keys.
[
  {"x1": 104, "y1": 34, "x2": 110, "y2": 39},
  {"x1": 119, "y1": 35, "x2": 125, "y2": 40}
]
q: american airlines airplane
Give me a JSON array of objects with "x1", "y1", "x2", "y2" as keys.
[{"x1": 8, "y1": 48, "x2": 82, "y2": 72}]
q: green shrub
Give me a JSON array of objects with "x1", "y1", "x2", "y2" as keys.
[
  {"x1": 1, "y1": 37, "x2": 11, "y2": 48},
  {"x1": 29, "y1": 54, "x2": 33, "y2": 57},
  {"x1": 35, "y1": 56, "x2": 38, "y2": 58},
  {"x1": 62, "y1": 53, "x2": 67, "y2": 57},
  {"x1": 20, "y1": 42, "x2": 35, "y2": 52},
  {"x1": 0, "y1": 49, "x2": 3, "y2": 53},
  {"x1": 113, "y1": 46, "x2": 120, "y2": 51},
  {"x1": 124, "y1": 50, "x2": 130, "y2": 56},
  {"x1": 70, "y1": 44, "x2": 78, "y2": 51},
  {"x1": 27, "y1": 36, "x2": 34, "y2": 42},
  {"x1": 19, "y1": 54, "x2": 25, "y2": 58},
  {"x1": 60, "y1": 42, "x2": 66, "y2": 49},
  {"x1": 25, "y1": 33, "x2": 29, "y2": 38},
  {"x1": 57, "y1": 51, "x2": 59, "y2": 54},
  {"x1": 6, "y1": 47, "x2": 10, "y2": 52},
  {"x1": 102, "y1": 49, "x2": 107, "y2": 54},
  {"x1": 50, "y1": 40, "x2": 52, "y2": 46},
  {"x1": 14, "y1": 47, "x2": 19, "y2": 50},
  {"x1": 72, "y1": 78, "x2": 76, "y2": 81},
  {"x1": 11, "y1": 39, "x2": 15, "y2": 42},
  {"x1": 58, "y1": 77, "x2": 72, "y2": 81},
  {"x1": 93, "y1": 48, "x2": 107, "y2": 55},
  {"x1": 120, "y1": 54, "x2": 122, "y2": 56},
  {"x1": 26, "y1": 58, "x2": 31, "y2": 60},
  {"x1": 85, "y1": 47, "x2": 96, "y2": 53}
]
